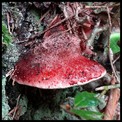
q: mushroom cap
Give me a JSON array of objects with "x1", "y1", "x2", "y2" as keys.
[{"x1": 12, "y1": 32, "x2": 106, "y2": 89}]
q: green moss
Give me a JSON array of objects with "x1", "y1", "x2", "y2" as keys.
[{"x1": 2, "y1": 21, "x2": 13, "y2": 46}]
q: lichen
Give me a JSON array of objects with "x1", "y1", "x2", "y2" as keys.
[{"x1": 2, "y1": 76, "x2": 12, "y2": 120}]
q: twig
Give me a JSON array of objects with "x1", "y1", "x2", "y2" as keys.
[
  {"x1": 12, "y1": 94, "x2": 21, "y2": 119},
  {"x1": 28, "y1": 16, "x2": 71, "y2": 40},
  {"x1": 6, "y1": 69, "x2": 14, "y2": 77},
  {"x1": 6, "y1": 68, "x2": 17, "y2": 85},
  {"x1": 63, "y1": 5, "x2": 73, "y2": 34},
  {"x1": 48, "y1": 15, "x2": 59, "y2": 29},
  {"x1": 95, "y1": 84, "x2": 120, "y2": 91},
  {"x1": 46, "y1": 24, "x2": 81, "y2": 39},
  {"x1": 43, "y1": 15, "x2": 74, "y2": 35},
  {"x1": 15, "y1": 39, "x2": 31, "y2": 44},
  {"x1": 103, "y1": 76, "x2": 120, "y2": 120},
  {"x1": 60, "y1": 104, "x2": 80, "y2": 119},
  {"x1": 82, "y1": 28, "x2": 88, "y2": 40},
  {"x1": 36, "y1": 9, "x2": 50, "y2": 25},
  {"x1": 86, "y1": 6, "x2": 107, "y2": 8},
  {"x1": 28, "y1": 8, "x2": 88, "y2": 40},
  {"x1": 85, "y1": 3, "x2": 120, "y2": 9},
  {"x1": 58, "y1": 26, "x2": 75, "y2": 35},
  {"x1": 8, "y1": 94, "x2": 21, "y2": 119},
  {"x1": 6, "y1": 68, "x2": 16, "y2": 85},
  {"x1": 113, "y1": 55, "x2": 120, "y2": 64},
  {"x1": 87, "y1": 21, "x2": 109, "y2": 47},
  {"x1": 10, "y1": 17, "x2": 14, "y2": 33},
  {"x1": 29, "y1": 4, "x2": 95, "y2": 41},
  {"x1": 107, "y1": 6, "x2": 120, "y2": 83},
  {"x1": 6, "y1": 12, "x2": 12, "y2": 35},
  {"x1": 97, "y1": 89, "x2": 108, "y2": 99},
  {"x1": 103, "y1": 88, "x2": 120, "y2": 120},
  {"x1": 75, "y1": 7, "x2": 87, "y2": 23}
]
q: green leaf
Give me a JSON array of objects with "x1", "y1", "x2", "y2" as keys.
[
  {"x1": 71, "y1": 109, "x2": 103, "y2": 120},
  {"x1": 110, "y1": 33, "x2": 120, "y2": 54},
  {"x1": 74, "y1": 91, "x2": 99, "y2": 108}
]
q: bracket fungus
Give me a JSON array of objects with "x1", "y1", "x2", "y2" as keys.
[
  {"x1": 11, "y1": 16, "x2": 106, "y2": 89},
  {"x1": 11, "y1": 33, "x2": 106, "y2": 89}
]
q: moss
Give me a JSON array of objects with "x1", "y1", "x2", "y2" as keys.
[
  {"x1": 19, "y1": 87, "x2": 81, "y2": 120},
  {"x1": 2, "y1": 76, "x2": 12, "y2": 120},
  {"x1": 2, "y1": 21, "x2": 13, "y2": 46}
]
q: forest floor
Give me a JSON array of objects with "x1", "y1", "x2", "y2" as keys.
[{"x1": 2, "y1": 2, "x2": 120, "y2": 120}]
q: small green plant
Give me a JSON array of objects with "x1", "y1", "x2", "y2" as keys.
[
  {"x1": 2, "y1": 21, "x2": 13, "y2": 46},
  {"x1": 110, "y1": 33, "x2": 120, "y2": 54},
  {"x1": 70, "y1": 91, "x2": 103, "y2": 120}
]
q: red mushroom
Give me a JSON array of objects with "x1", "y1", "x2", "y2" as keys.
[
  {"x1": 11, "y1": 33, "x2": 106, "y2": 89},
  {"x1": 11, "y1": 16, "x2": 106, "y2": 89}
]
